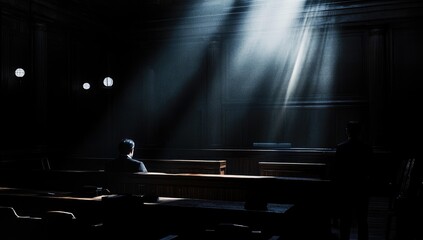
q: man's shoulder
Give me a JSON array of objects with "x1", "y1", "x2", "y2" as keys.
[{"x1": 128, "y1": 157, "x2": 143, "y2": 164}]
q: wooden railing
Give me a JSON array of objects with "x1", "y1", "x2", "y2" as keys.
[{"x1": 258, "y1": 162, "x2": 328, "y2": 179}]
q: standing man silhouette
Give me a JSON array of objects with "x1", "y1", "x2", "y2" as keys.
[{"x1": 334, "y1": 121, "x2": 373, "y2": 240}]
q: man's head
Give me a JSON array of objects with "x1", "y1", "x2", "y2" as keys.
[
  {"x1": 346, "y1": 121, "x2": 361, "y2": 139},
  {"x1": 119, "y1": 138, "x2": 135, "y2": 157}
]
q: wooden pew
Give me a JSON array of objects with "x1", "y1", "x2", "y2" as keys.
[
  {"x1": 258, "y1": 162, "x2": 328, "y2": 179},
  {"x1": 107, "y1": 172, "x2": 332, "y2": 205},
  {"x1": 0, "y1": 170, "x2": 334, "y2": 238},
  {"x1": 50, "y1": 157, "x2": 226, "y2": 174},
  {"x1": 0, "y1": 169, "x2": 332, "y2": 204}
]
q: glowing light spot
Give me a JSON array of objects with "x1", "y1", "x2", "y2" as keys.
[
  {"x1": 103, "y1": 77, "x2": 113, "y2": 87},
  {"x1": 83, "y1": 82, "x2": 91, "y2": 90},
  {"x1": 15, "y1": 68, "x2": 25, "y2": 77}
]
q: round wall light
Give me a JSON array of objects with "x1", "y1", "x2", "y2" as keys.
[
  {"x1": 82, "y1": 82, "x2": 91, "y2": 90},
  {"x1": 103, "y1": 77, "x2": 113, "y2": 87},
  {"x1": 15, "y1": 68, "x2": 25, "y2": 77}
]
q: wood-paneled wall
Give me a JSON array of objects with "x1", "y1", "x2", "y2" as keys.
[{"x1": 0, "y1": 0, "x2": 421, "y2": 159}]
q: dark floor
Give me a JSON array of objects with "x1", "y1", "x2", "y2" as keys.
[
  {"x1": 330, "y1": 196, "x2": 391, "y2": 240},
  {"x1": 159, "y1": 196, "x2": 394, "y2": 240}
]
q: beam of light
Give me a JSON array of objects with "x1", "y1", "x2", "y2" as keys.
[
  {"x1": 143, "y1": 1, "x2": 235, "y2": 147},
  {"x1": 236, "y1": 0, "x2": 306, "y2": 61},
  {"x1": 106, "y1": 1, "x2": 235, "y2": 149},
  {"x1": 284, "y1": 1, "x2": 333, "y2": 102},
  {"x1": 220, "y1": 0, "x2": 338, "y2": 147},
  {"x1": 226, "y1": 0, "x2": 307, "y2": 100},
  {"x1": 82, "y1": 0, "x2": 339, "y2": 154},
  {"x1": 276, "y1": 1, "x2": 337, "y2": 147}
]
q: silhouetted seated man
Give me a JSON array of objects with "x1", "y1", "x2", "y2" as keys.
[
  {"x1": 105, "y1": 138, "x2": 147, "y2": 173},
  {"x1": 105, "y1": 138, "x2": 157, "y2": 202}
]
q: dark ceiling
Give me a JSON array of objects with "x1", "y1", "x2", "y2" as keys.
[
  {"x1": 35, "y1": 0, "x2": 210, "y2": 32},
  {"x1": 0, "y1": 0, "x2": 400, "y2": 34}
]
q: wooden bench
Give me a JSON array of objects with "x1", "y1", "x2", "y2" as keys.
[
  {"x1": 50, "y1": 157, "x2": 226, "y2": 174},
  {"x1": 258, "y1": 162, "x2": 328, "y2": 179},
  {"x1": 0, "y1": 169, "x2": 332, "y2": 204},
  {"x1": 0, "y1": 169, "x2": 335, "y2": 239}
]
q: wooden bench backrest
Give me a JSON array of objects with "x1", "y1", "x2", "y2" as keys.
[{"x1": 51, "y1": 157, "x2": 226, "y2": 174}]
